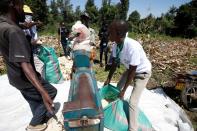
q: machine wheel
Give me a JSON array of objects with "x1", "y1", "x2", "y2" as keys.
[{"x1": 181, "y1": 83, "x2": 197, "y2": 112}]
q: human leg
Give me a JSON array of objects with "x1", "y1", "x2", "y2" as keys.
[
  {"x1": 100, "y1": 44, "x2": 104, "y2": 67},
  {"x1": 129, "y1": 73, "x2": 151, "y2": 131},
  {"x1": 61, "y1": 40, "x2": 68, "y2": 56},
  {"x1": 21, "y1": 80, "x2": 57, "y2": 126},
  {"x1": 104, "y1": 46, "x2": 108, "y2": 66}
]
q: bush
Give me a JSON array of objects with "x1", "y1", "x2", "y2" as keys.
[{"x1": 39, "y1": 23, "x2": 59, "y2": 36}]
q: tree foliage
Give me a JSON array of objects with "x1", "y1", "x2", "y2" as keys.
[
  {"x1": 99, "y1": 0, "x2": 118, "y2": 25},
  {"x1": 24, "y1": 0, "x2": 196, "y2": 38},
  {"x1": 49, "y1": 0, "x2": 59, "y2": 21},
  {"x1": 117, "y1": 0, "x2": 129, "y2": 20},
  {"x1": 174, "y1": 1, "x2": 197, "y2": 38},
  {"x1": 138, "y1": 14, "x2": 155, "y2": 34},
  {"x1": 61, "y1": 0, "x2": 74, "y2": 24},
  {"x1": 128, "y1": 10, "x2": 140, "y2": 32},
  {"x1": 85, "y1": 0, "x2": 99, "y2": 24},
  {"x1": 25, "y1": 0, "x2": 48, "y2": 23},
  {"x1": 75, "y1": 6, "x2": 82, "y2": 20},
  {"x1": 127, "y1": 1, "x2": 196, "y2": 38}
]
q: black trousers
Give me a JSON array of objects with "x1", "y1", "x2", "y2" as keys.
[
  {"x1": 20, "y1": 79, "x2": 57, "y2": 126},
  {"x1": 100, "y1": 43, "x2": 108, "y2": 65}
]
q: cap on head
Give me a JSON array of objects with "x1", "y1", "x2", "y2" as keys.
[{"x1": 23, "y1": 5, "x2": 33, "y2": 14}]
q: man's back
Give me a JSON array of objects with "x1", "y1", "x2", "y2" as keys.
[{"x1": 0, "y1": 16, "x2": 38, "y2": 90}]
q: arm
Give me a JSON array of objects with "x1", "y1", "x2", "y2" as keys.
[
  {"x1": 27, "y1": 21, "x2": 41, "y2": 28},
  {"x1": 68, "y1": 32, "x2": 80, "y2": 41},
  {"x1": 21, "y1": 62, "x2": 53, "y2": 113},
  {"x1": 20, "y1": 21, "x2": 42, "y2": 29},
  {"x1": 8, "y1": 27, "x2": 53, "y2": 112},
  {"x1": 119, "y1": 65, "x2": 137, "y2": 98},
  {"x1": 104, "y1": 58, "x2": 117, "y2": 85}
]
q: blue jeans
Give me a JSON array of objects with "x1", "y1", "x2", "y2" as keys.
[{"x1": 20, "y1": 79, "x2": 57, "y2": 126}]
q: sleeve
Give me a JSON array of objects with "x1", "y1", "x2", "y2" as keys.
[
  {"x1": 129, "y1": 47, "x2": 140, "y2": 66},
  {"x1": 8, "y1": 27, "x2": 31, "y2": 63}
]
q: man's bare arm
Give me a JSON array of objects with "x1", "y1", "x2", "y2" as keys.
[
  {"x1": 21, "y1": 62, "x2": 53, "y2": 113},
  {"x1": 119, "y1": 65, "x2": 137, "y2": 98}
]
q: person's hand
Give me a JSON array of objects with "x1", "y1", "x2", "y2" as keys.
[
  {"x1": 36, "y1": 39, "x2": 43, "y2": 45},
  {"x1": 23, "y1": 22, "x2": 29, "y2": 28},
  {"x1": 41, "y1": 91, "x2": 54, "y2": 114}
]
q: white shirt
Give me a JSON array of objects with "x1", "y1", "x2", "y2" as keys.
[{"x1": 112, "y1": 37, "x2": 151, "y2": 73}]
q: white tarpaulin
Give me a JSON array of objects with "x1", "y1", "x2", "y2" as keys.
[
  {"x1": 0, "y1": 75, "x2": 194, "y2": 131},
  {"x1": 122, "y1": 84, "x2": 194, "y2": 131}
]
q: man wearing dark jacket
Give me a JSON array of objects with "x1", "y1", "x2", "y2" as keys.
[
  {"x1": 0, "y1": 0, "x2": 57, "y2": 130},
  {"x1": 58, "y1": 22, "x2": 70, "y2": 57},
  {"x1": 99, "y1": 23, "x2": 109, "y2": 67}
]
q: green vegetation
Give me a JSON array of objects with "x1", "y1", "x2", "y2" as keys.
[
  {"x1": 39, "y1": 23, "x2": 59, "y2": 36},
  {"x1": 128, "y1": 32, "x2": 184, "y2": 42},
  {"x1": 93, "y1": 63, "x2": 125, "y2": 82},
  {"x1": 24, "y1": 0, "x2": 196, "y2": 38}
]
